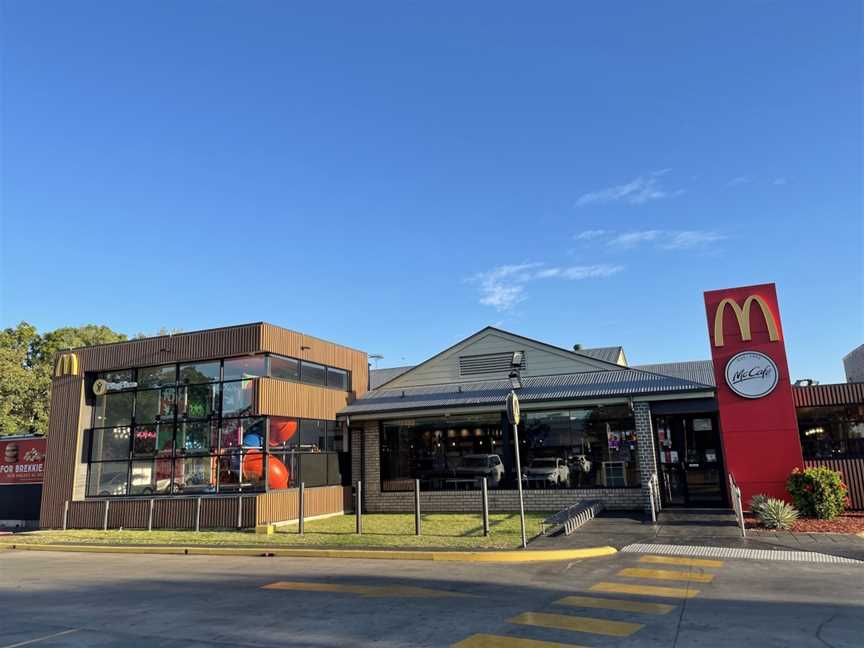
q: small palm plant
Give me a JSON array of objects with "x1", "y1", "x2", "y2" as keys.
[
  {"x1": 757, "y1": 498, "x2": 799, "y2": 530},
  {"x1": 749, "y1": 494, "x2": 769, "y2": 516}
]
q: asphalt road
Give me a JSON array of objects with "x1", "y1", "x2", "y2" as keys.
[{"x1": 1, "y1": 549, "x2": 862, "y2": 647}]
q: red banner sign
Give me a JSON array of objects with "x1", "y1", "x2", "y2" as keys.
[
  {"x1": 704, "y1": 283, "x2": 803, "y2": 504},
  {"x1": 0, "y1": 437, "x2": 46, "y2": 485}
]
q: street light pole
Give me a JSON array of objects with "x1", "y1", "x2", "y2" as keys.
[{"x1": 509, "y1": 390, "x2": 527, "y2": 549}]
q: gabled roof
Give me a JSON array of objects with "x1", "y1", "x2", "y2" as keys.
[
  {"x1": 575, "y1": 346, "x2": 626, "y2": 366},
  {"x1": 342, "y1": 367, "x2": 713, "y2": 416},
  {"x1": 633, "y1": 360, "x2": 716, "y2": 388},
  {"x1": 374, "y1": 326, "x2": 624, "y2": 390},
  {"x1": 370, "y1": 365, "x2": 414, "y2": 389}
]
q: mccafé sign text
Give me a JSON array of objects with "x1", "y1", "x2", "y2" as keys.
[{"x1": 725, "y1": 351, "x2": 779, "y2": 399}]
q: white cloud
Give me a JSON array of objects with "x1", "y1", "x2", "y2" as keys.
[
  {"x1": 727, "y1": 176, "x2": 751, "y2": 187},
  {"x1": 574, "y1": 229, "x2": 611, "y2": 240},
  {"x1": 576, "y1": 171, "x2": 684, "y2": 207},
  {"x1": 607, "y1": 229, "x2": 726, "y2": 250},
  {"x1": 470, "y1": 263, "x2": 623, "y2": 312}
]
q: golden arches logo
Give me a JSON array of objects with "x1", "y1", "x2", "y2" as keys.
[
  {"x1": 54, "y1": 353, "x2": 80, "y2": 377},
  {"x1": 713, "y1": 295, "x2": 779, "y2": 347}
]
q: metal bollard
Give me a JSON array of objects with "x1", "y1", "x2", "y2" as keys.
[
  {"x1": 481, "y1": 478, "x2": 490, "y2": 537},
  {"x1": 103, "y1": 499, "x2": 110, "y2": 531},
  {"x1": 63, "y1": 501, "x2": 69, "y2": 531},
  {"x1": 195, "y1": 497, "x2": 202, "y2": 532},
  {"x1": 148, "y1": 498, "x2": 155, "y2": 532},
  {"x1": 414, "y1": 479, "x2": 421, "y2": 536},
  {"x1": 356, "y1": 481, "x2": 362, "y2": 534},
  {"x1": 298, "y1": 482, "x2": 305, "y2": 535}
]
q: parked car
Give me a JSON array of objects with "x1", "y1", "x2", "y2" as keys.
[
  {"x1": 454, "y1": 454, "x2": 505, "y2": 486},
  {"x1": 524, "y1": 457, "x2": 570, "y2": 486}
]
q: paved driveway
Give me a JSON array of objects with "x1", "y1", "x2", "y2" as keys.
[{"x1": 1, "y1": 549, "x2": 862, "y2": 647}]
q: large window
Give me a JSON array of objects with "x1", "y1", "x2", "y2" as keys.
[
  {"x1": 84, "y1": 357, "x2": 349, "y2": 498},
  {"x1": 798, "y1": 405, "x2": 864, "y2": 459},
  {"x1": 380, "y1": 406, "x2": 640, "y2": 492}
]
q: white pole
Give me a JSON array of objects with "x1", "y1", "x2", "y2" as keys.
[{"x1": 511, "y1": 407, "x2": 527, "y2": 549}]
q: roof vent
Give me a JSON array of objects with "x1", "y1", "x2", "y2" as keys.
[
  {"x1": 573, "y1": 344, "x2": 582, "y2": 351},
  {"x1": 459, "y1": 352, "x2": 526, "y2": 377}
]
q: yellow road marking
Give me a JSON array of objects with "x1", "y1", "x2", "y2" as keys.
[
  {"x1": 639, "y1": 555, "x2": 724, "y2": 568},
  {"x1": 590, "y1": 581, "x2": 700, "y2": 599},
  {"x1": 452, "y1": 634, "x2": 589, "y2": 648},
  {"x1": 555, "y1": 595, "x2": 675, "y2": 615},
  {"x1": 507, "y1": 612, "x2": 644, "y2": 637},
  {"x1": 262, "y1": 581, "x2": 472, "y2": 598},
  {"x1": 618, "y1": 567, "x2": 715, "y2": 583}
]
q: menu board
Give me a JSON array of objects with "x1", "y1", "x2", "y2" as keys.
[{"x1": 0, "y1": 437, "x2": 46, "y2": 484}]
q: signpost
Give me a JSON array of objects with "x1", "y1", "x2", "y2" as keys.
[{"x1": 506, "y1": 390, "x2": 527, "y2": 549}]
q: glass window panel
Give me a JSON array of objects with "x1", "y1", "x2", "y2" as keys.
[
  {"x1": 326, "y1": 368, "x2": 348, "y2": 390},
  {"x1": 90, "y1": 427, "x2": 131, "y2": 461},
  {"x1": 299, "y1": 419, "x2": 325, "y2": 451},
  {"x1": 268, "y1": 451, "x2": 295, "y2": 489},
  {"x1": 223, "y1": 356, "x2": 266, "y2": 381},
  {"x1": 134, "y1": 388, "x2": 175, "y2": 422},
  {"x1": 98, "y1": 369, "x2": 134, "y2": 384},
  {"x1": 269, "y1": 417, "x2": 299, "y2": 448},
  {"x1": 239, "y1": 450, "x2": 265, "y2": 490},
  {"x1": 179, "y1": 361, "x2": 220, "y2": 384},
  {"x1": 177, "y1": 420, "x2": 218, "y2": 454},
  {"x1": 132, "y1": 425, "x2": 158, "y2": 457},
  {"x1": 87, "y1": 461, "x2": 129, "y2": 497},
  {"x1": 219, "y1": 418, "x2": 265, "y2": 451},
  {"x1": 178, "y1": 383, "x2": 219, "y2": 419},
  {"x1": 222, "y1": 380, "x2": 254, "y2": 417},
  {"x1": 325, "y1": 420, "x2": 345, "y2": 452},
  {"x1": 175, "y1": 455, "x2": 216, "y2": 494},
  {"x1": 300, "y1": 361, "x2": 326, "y2": 387},
  {"x1": 217, "y1": 454, "x2": 241, "y2": 492},
  {"x1": 130, "y1": 459, "x2": 172, "y2": 495},
  {"x1": 92, "y1": 392, "x2": 134, "y2": 428},
  {"x1": 137, "y1": 364, "x2": 177, "y2": 388},
  {"x1": 270, "y1": 355, "x2": 300, "y2": 381}
]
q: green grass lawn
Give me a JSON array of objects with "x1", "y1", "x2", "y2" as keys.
[{"x1": 5, "y1": 512, "x2": 553, "y2": 550}]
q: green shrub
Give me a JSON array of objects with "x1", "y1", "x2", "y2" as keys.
[
  {"x1": 757, "y1": 498, "x2": 799, "y2": 529},
  {"x1": 786, "y1": 467, "x2": 848, "y2": 520},
  {"x1": 749, "y1": 494, "x2": 769, "y2": 516}
]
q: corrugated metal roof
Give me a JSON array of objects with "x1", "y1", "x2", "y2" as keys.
[
  {"x1": 793, "y1": 382, "x2": 864, "y2": 407},
  {"x1": 369, "y1": 365, "x2": 415, "y2": 389},
  {"x1": 342, "y1": 368, "x2": 712, "y2": 415},
  {"x1": 575, "y1": 346, "x2": 624, "y2": 364},
  {"x1": 634, "y1": 360, "x2": 716, "y2": 388}
]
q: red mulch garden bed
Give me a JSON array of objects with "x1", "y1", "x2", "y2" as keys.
[{"x1": 745, "y1": 511, "x2": 864, "y2": 534}]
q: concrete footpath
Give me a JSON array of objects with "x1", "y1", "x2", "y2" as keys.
[{"x1": 530, "y1": 509, "x2": 864, "y2": 562}]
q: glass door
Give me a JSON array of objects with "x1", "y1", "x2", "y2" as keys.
[{"x1": 655, "y1": 414, "x2": 726, "y2": 507}]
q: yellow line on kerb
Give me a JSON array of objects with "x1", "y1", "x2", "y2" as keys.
[
  {"x1": 262, "y1": 581, "x2": 472, "y2": 598},
  {"x1": 590, "y1": 581, "x2": 700, "y2": 599},
  {"x1": 508, "y1": 612, "x2": 644, "y2": 637},
  {"x1": 452, "y1": 635, "x2": 589, "y2": 648},
  {"x1": 618, "y1": 567, "x2": 715, "y2": 583},
  {"x1": 555, "y1": 595, "x2": 675, "y2": 615},
  {"x1": 639, "y1": 555, "x2": 724, "y2": 568}
]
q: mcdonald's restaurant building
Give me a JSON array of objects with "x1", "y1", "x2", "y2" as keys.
[{"x1": 40, "y1": 284, "x2": 864, "y2": 530}]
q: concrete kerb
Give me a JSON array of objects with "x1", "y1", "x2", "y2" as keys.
[{"x1": 0, "y1": 542, "x2": 616, "y2": 563}]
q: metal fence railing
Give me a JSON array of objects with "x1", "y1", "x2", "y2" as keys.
[
  {"x1": 728, "y1": 472, "x2": 746, "y2": 538},
  {"x1": 647, "y1": 472, "x2": 662, "y2": 523}
]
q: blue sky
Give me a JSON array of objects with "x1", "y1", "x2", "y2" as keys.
[{"x1": 1, "y1": 2, "x2": 861, "y2": 382}]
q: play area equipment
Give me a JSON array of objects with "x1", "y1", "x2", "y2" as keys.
[
  {"x1": 269, "y1": 418, "x2": 298, "y2": 446},
  {"x1": 242, "y1": 450, "x2": 290, "y2": 489}
]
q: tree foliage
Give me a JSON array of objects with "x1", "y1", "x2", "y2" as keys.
[{"x1": 0, "y1": 322, "x2": 127, "y2": 436}]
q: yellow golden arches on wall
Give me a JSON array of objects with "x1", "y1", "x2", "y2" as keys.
[
  {"x1": 54, "y1": 352, "x2": 80, "y2": 377},
  {"x1": 713, "y1": 295, "x2": 779, "y2": 347}
]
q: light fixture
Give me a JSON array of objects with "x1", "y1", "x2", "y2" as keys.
[{"x1": 509, "y1": 370, "x2": 522, "y2": 390}]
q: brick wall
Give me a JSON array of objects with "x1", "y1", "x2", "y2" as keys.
[
  {"x1": 355, "y1": 419, "x2": 644, "y2": 513},
  {"x1": 634, "y1": 401, "x2": 658, "y2": 513}
]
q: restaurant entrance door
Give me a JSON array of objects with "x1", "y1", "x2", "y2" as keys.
[{"x1": 655, "y1": 414, "x2": 727, "y2": 507}]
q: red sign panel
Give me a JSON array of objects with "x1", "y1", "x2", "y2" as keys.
[
  {"x1": 704, "y1": 283, "x2": 803, "y2": 504},
  {"x1": 0, "y1": 437, "x2": 46, "y2": 485}
]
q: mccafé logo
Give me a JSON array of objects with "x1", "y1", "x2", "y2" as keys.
[
  {"x1": 713, "y1": 295, "x2": 779, "y2": 347},
  {"x1": 725, "y1": 351, "x2": 779, "y2": 399},
  {"x1": 54, "y1": 353, "x2": 80, "y2": 377}
]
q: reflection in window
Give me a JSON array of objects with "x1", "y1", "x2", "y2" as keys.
[
  {"x1": 179, "y1": 361, "x2": 220, "y2": 384},
  {"x1": 223, "y1": 356, "x2": 266, "y2": 381},
  {"x1": 300, "y1": 361, "x2": 326, "y2": 387},
  {"x1": 270, "y1": 355, "x2": 299, "y2": 382},
  {"x1": 177, "y1": 420, "x2": 217, "y2": 454},
  {"x1": 130, "y1": 459, "x2": 172, "y2": 495},
  {"x1": 90, "y1": 427, "x2": 131, "y2": 461},
  {"x1": 135, "y1": 388, "x2": 176, "y2": 422},
  {"x1": 93, "y1": 392, "x2": 134, "y2": 428},
  {"x1": 87, "y1": 461, "x2": 129, "y2": 497},
  {"x1": 137, "y1": 364, "x2": 177, "y2": 388},
  {"x1": 300, "y1": 419, "x2": 325, "y2": 450},
  {"x1": 326, "y1": 368, "x2": 349, "y2": 390},
  {"x1": 179, "y1": 383, "x2": 219, "y2": 419},
  {"x1": 176, "y1": 456, "x2": 216, "y2": 493},
  {"x1": 269, "y1": 417, "x2": 299, "y2": 448},
  {"x1": 222, "y1": 381, "x2": 254, "y2": 417}
]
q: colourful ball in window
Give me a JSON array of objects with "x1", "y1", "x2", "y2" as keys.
[
  {"x1": 269, "y1": 419, "x2": 298, "y2": 446},
  {"x1": 243, "y1": 432, "x2": 263, "y2": 448}
]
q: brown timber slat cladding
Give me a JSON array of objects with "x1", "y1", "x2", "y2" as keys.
[
  {"x1": 255, "y1": 378, "x2": 350, "y2": 420},
  {"x1": 804, "y1": 459, "x2": 864, "y2": 510},
  {"x1": 68, "y1": 495, "x2": 258, "y2": 529},
  {"x1": 255, "y1": 485, "x2": 347, "y2": 523},
  {"x1": 793, "y1": 383, "x2": 864, "y2": 408},
  {"x1": 39, "y1": 376, "x2": 84, "y2": 528}
]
